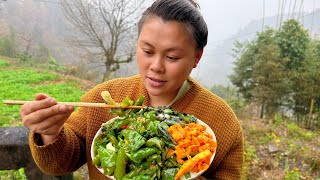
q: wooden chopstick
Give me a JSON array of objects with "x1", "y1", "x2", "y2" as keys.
[{"x1": 3, "y1": 100, "x2": 145, "y2": 109}]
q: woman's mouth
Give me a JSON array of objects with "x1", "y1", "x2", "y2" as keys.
[{"x1": 148, "y1": 77, "x2": 167, "y2": 87}]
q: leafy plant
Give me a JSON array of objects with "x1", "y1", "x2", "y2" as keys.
[
  {"x1": 242, "y1": 144, "x2": 258, "y2": 180},
  {"x1": 0, "y1": 59, "x2": 9, "y2": 67},
  {"x1": 48, "y1": 56, "x2": 66, "y2": 73},
  {"x1": 285, "y1": 168, "x2": 300, "y2": 180},
  {"x1": 259, "y1": 133, "x2": 274, "y2": 145},
  {"x1": 276, "y1": 19, "x2": 310, "y2": 70},
  {"x1": 0, "y1": 33, "x2": 16, "y2": 57},
  {"x1": 16, "y1": 51, "x2": 33, "y2": 62},
  {"x1": 0, "y1": 60, "x2": 85, "y2": 126},
  {"x1": 0, "y1": 57, "x2": 88, "y2": 178},
  {"x1": 286, "y1": 122, "x2": 314, "y2": 141},
  {"x1": 272, "y1": 113, "x2": 282, "y2": 129},
  {"x1": 0, "y1": 168, "x2": 27, "y2": 180}
]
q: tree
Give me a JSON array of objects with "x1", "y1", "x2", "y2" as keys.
[
  {"x1": 14, "y1": 0, "x2": 38, "y2": 55},
  {"x1": 276, "y1": 19, "x2": 311, "y2": 125},
  {"x1": 299, "y1": 39, "x2": 320, "y2": 129},
  {"x1": 230, "y1": 40, "x2": 258, "y2": 101},
  {"x1": 230, "y1": 29, "x2": 290, "y2": 119},
  {"x1": 60, "y1": 0, "x2": 146, "y2": 82},
  {"x1": 230, "y1": 19, "x2": 319, "y2": 129},
  {"x1": 251, "y1": 29, "x2": 290, "y2": 119},
  {"x1": 6, "y1": 0, "x2": 51, "y2": 62},
  {"x1": 275, "y1": 19, "x2": 310, "y2": 70},
  {"x1": 0, "y1": 30, "x2": 16, "y2": 57}
]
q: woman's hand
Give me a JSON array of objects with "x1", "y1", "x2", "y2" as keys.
[{"x1": 20, "y1": 93, "x2": 75, "y2": 145}]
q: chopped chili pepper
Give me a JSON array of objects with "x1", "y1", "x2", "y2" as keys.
[{"x1": 122, "y1": 125, "x2": 128, "y2": 129}]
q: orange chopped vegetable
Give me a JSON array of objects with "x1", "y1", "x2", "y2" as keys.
[
  {"x1": 166, "y1": 148, "x2": 175, "y2": 159},
  {"x1": 169, "y1": 124, "x2": 185, "y2": 141},
  {"x1": 168, "y1": 123, "x2": 217, "y2": 179},
  {"x1": 174, "y1": 149, "x2": 212, "y2": 180}
]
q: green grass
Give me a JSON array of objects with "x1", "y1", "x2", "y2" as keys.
[
  {"x1": 0, "y1": 59, "x2": 9, "y2": 67},
  {"x1": 287, "y1": 122, "x2": 315, "y2": 141},
  {"x1": 0, "y1": 65, "x2": 85, "y2": 126},
  {"x1": 259, "y1": 132, "x2": 274, "y2": 145},
  {"x1": 0, "y1": 57, "x2": 87, "y2": 177}
]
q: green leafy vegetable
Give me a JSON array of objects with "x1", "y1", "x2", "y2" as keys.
[{"x1": 93, "y1": 97, "x2": 203, "y2": 180}]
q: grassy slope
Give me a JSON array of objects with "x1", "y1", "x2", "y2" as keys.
[
  {"x1": 0, "y1": 58, "x2": 88, "y2": 126},
  {"x1": 0, "y1": 57, "x2": 92, "y2": 179}
]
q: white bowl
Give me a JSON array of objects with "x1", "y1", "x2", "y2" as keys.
[
  {"x1": 91, "y1": 117, "x2": 217, "y2": 180},
  {"x1": 91, "y1": 117, "x2": 117, "y2": 180}
]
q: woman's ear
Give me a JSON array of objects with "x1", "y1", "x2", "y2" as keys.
[{"x1": 194, "y1": 49, "x2": 203, "y2": 68}]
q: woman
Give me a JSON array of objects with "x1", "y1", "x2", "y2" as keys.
[{"x1": 20, "y1": 0, "x2": 243, "y2": 179}]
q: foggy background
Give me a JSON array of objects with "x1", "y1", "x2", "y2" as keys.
[
  {"x1": 0, "y1": 0, "x2": 319, "y2": 88},
  {"x1": 194, "y1": 0, "x2": 320, "y2": 86}
]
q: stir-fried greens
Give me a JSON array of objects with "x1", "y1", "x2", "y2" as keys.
[{"x1": 92, "y1": 95, "x2": 215, "y2": 180}]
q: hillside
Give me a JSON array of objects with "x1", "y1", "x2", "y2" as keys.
[
  {"x1": 0, "y1": 56, "x2": 95, "y2": 126},
  {"x1": 0, "y1": 57, "x2": 319, "y2": 179},
  {"x1": 0, "y1": 56, "x2": 96, "y2": 179},
  {"x1": 240, "y1": 109, "x2": 320, "y2": 179}
]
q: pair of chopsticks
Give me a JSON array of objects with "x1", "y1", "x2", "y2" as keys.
[{"x1": 3, "y1": 100, "x2": 145, "y2": 109}]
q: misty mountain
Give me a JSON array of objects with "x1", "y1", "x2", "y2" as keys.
[
  {"x1": 196, "y1": 9, "x2": 320, "y2": 87},
  {"x1": 1, "y1": 1, "x2": 319, "y2": 87}
]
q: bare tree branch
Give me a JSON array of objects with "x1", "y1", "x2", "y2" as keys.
[{"x1": 60, "y1": 0, "x2": 145, "y2": 82}]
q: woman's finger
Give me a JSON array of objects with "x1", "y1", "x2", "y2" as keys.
[
  {"x1": 35, "y1": 93, "x2": 50, "y2": 100},
  {"x1": 20, "y1": 97, "x2": 57, "y2": 116},
  {"x1": 22, "y1": 104, "x2": 74, "y2": 128},
  {"x1": 32, "y1": 111, "x2": 73, "y2": 134}
]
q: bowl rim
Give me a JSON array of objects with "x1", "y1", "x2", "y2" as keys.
[{"x1": 90, "y1": 117, "x2": 217, "y2": 180}]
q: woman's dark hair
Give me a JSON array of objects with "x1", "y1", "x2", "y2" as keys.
[{"x1": 138, "y1": 0, "x2": 208, "y2": 50}]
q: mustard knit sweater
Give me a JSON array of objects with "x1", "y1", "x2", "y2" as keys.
[{"x1": 29, "y1": 74, "x2": 244, "y2": 180}]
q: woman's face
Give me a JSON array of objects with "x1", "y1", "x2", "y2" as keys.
[{"x1": 136, "y1": 16, "x2": 202, "y2": 103}]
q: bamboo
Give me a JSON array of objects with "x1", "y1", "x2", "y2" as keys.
[{"x1": 307, "y1": 97, "x2": 315, "y2": 129}]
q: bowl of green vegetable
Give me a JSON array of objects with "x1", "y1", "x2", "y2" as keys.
[{"x1": 91, "y1": 106, "x2": 217, "y2": 180}]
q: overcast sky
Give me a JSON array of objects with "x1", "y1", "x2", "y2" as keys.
[{"x1": 197, "y1": 0, "x2": 318, "y2": 45}]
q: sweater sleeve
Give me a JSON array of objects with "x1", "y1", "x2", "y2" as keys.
[
  {"x1": 214, "y1": 128, "x2": 244, "y2": 180},
  {"x1": 28, "y1": 123, "x2": 86, "y2": 176}
]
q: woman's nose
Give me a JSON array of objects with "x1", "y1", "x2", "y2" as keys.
[{"x1": 150, "y1": 56, "x2": 165, "y2": 73}]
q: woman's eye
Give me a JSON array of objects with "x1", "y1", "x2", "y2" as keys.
[
  {"x1": 143, "y1": 49, "x2": 153, "y2": 55},
  {"x1": 167, "y1": 56, "x2": 179, "y2": 61}
]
